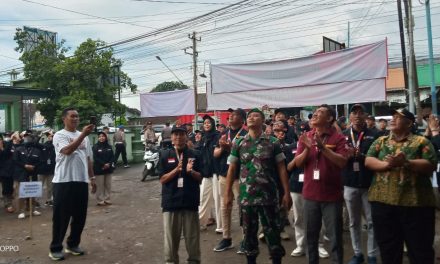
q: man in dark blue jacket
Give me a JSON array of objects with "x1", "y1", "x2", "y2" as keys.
[{"x1": 158, "y1": 125, "x2": 202, "y2": 264}]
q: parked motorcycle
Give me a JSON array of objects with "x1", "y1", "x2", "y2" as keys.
[{"x1": 142, "y1": 144, "x2": 160, "y2": 181}]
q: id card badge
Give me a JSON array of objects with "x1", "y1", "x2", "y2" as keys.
[
  {"x1": 298, "y1": 173, "x2": 304, "y2": 182},
  {"x1": 177, "y1": 177, "x2": 184, "y2": 188},
  {"x1": 353, "y1": 162, "x2": 360, "y2": 172},
  {"x1": 313, "y1": 169, "x2": 320, "y2": 180}
]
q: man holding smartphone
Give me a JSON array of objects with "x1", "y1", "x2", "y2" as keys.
[{"x1": 49, "y1": 107, "x2": 96, "y2": 261}]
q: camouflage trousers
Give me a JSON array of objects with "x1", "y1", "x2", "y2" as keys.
[{"x1": 241, "y1": 205, "x2": 285, "y2": 258}]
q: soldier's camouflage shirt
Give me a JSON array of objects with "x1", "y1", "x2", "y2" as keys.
[{"x1": 228, "y1": 133, "x2": 285, "y2": 206}]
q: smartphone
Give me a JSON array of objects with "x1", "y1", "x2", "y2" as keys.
[{"x1": 89, "y1": 116, "x2": 97, "y2": 126}]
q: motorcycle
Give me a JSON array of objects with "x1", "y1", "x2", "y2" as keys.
[{"x1": 142, "y1": 144, "x2": 160, "y2": 181}]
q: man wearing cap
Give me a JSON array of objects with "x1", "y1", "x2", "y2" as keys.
[
  {"x1": 342, "y1": 104, "x2": 379, "y2": 264},
  {"x1": 365, "y1": 108, "x2": 437, "y2": 263},
  {"x1": 213, "y1": 108, "x2": 247, "y2": 252},
  {"x1": 225, "y1": 108, "x2": 292, "y2": 264},
  {"x1": 365, "y1": 115, "x2": 379, "y2": 133},
  {"x1": 377, "y1": 118, "x2": 389, "y2": 136},
  {"x1": 294, "y1": 104, "x2": 348, "y2": 264},
  {"x1": 185, "y1": 123, "x2": 195, "y2": 143},
  {"x1": 158, "y1": 125, "x2": 202, "y2": 264},
  {"x1": 274, "y1": 108, "x2": 298, "y2": 144},
  {"x1": 113, "y1": 125, "x2": 129, "y2": 168}
]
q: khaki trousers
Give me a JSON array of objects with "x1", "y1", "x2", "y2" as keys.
[
  {"x1": 199, "y1": 177, "x2": 214, "y2": 227},
  {"x1": 95, "y1": 174, "x2": 112, "y2": 203},
  {"x1": 218, "y1": 175, "x2": 239, "y2": 239},
  {"x1": 163, "y1": 210, "x2": 200, "y2": 264},
  {"x1": 38, "y1": 174, "x2": 54, "y2": 202}
]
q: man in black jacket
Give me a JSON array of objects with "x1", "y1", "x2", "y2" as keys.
[
  {"x1": 0, "y1": 132, "x2": 15, "y2": 213},
  {"x1": 158, "y1": 125, "x2": 202, "y2": 264},
  {"x1": 13, "y1": 130, "x2": 44, "y2": 219},
  {"x1": 38, "y1": 131, "x2": 56, "y2": 206},
  {"x1": 342, "y1": 104, "x2": 379, "y2": 264}
]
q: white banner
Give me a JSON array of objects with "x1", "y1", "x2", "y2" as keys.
[
  {"x1": 207, "y1": 40, "x2": 387, "y2": 110},
  {"x1": 140, "y1": 89, "x2": 195, "y2": 117},
  {"x1": 207, "y1": 78, "x2": 386, "y2": 110}
]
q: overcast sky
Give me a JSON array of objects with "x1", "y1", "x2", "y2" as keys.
[{"x1": 1, "y1": 0, "x2": 439, "y2": 109}]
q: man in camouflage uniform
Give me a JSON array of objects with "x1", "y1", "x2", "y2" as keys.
[{"x1": 225, "y1": 108, "x2": 292, "y2": 264}]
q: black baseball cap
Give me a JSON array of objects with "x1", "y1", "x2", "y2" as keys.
[
  {"x1": 350, "y1": 104, "x2": 366, "y2": 113},
  {"x1": 274, "y1": 108, "x2": 286, "y2": 116},
  {"x1": 390, "y1": 108, "x2": 415, "y2": 123},
  {"x1": 171, "y1": 125, "x2": 187, "y2": 133},
  {"x1": 366, "y1": 115, "x2": 375, "y2": 121},
  {"x1": 228, "y1": 108, "x2": 247, "y2": 121}
]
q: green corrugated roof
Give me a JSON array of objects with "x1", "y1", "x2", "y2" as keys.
[{"x1": 417, "y1": 63, "x2": 440, "y2": 87}]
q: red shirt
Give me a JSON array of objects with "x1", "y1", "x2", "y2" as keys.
[{"x1": 297, "y1": 127, "x2": 348, "y2": 202}]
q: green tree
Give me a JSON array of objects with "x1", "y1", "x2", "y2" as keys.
[
  {"x1": 150, "y1": 81, "x2": 189, "y2": 93},
  {"x1": 14, "y1": 28, "x2": 137, "y2": 127}
]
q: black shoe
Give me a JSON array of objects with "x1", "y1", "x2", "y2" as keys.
[
  {"x1": 49, "y1": 251, "x2": 65, "y2": 261},
  {"x1": 65, "y1": 246, "x2": 85, "y2": 256},
  {"x1": 213, "y1": 238, "x2": 233, "y2": 252}
]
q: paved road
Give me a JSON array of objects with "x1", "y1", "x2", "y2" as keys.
[{"x1": 0, "y1": 163, "x2": 439, "y2": 263}]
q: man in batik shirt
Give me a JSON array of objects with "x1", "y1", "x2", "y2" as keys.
[
  {"x1": 224, "y1": 108, "x2": 292, "y2": 264},
  {"x1": 366, "y1": 108, "x2": 437, "y2": 264}
]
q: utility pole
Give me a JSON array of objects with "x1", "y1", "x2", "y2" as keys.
[
  {"x1": 405, "y1": 0, "x2": 421, "y2": 121},
  {"x1": 423, "y1": 0, "x2": 437, "y2": 115},
  {"x1": 397, "y1": 0, "x2": 409, "y2": 100},
  {"x1": 185, "y1": 32, "x2": 200, "y2": 129}
]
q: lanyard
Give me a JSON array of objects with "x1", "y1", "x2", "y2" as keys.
[
  {"x1": 174, "y1": 147, "x2": 183, "y2": 162},
  {"x1": 227, "y1": 127, "x2": 244, "y2": 143},
  {"x1": 350, "y1": 128, "x2": 364, "y2": 150},
  {"x1": 314, "y1": 135, "x2": 327, "y2": 169}
]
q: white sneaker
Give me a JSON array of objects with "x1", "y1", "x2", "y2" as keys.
[
  {"x1": 32, "y1": 210, "x2": 41, "y2": 216},
  {"x1": 258, "y1": 233, "x2": 265, "y2": 241},
  {"x1": 18, "y1": 213, "x2": 25, "y2": 219},
  {"x1": 318, "y1": 246, "x2": 329, "y2": 258},
  {"x1": 291, "y1": 247, "x2": 305, "y2": 257},
  {"x1": 280, "y1": 231, "x2": 290, "y2": 240},
  {"x1": 215, "y1": 228, "x2": 223, "y2": 234}
]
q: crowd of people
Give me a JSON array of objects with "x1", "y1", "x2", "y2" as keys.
[
  {"x1": 156, "y1": 105, "x2": 440, "y2": 264},
  {"x1": 1, "y1": 104, "x2": 439, "y2": 263}
]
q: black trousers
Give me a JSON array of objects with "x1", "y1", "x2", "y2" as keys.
[
  {"x1": 1, "y1": 176, "x2": 14, "y2": 197},
  {"x1": 114, "y1": 144, "x2": 127, "y2": 165},
  {"x1": 50, "y1": 182, "x2": 88, "y2": 253},
  {"x1": 304, "y1": 199, "x2": 343, "y2": 264},
  {"x1": 371, "y1": 202, "x2": 435, "y2": 264}
]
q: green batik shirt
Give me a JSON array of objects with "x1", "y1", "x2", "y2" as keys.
[
  {"x1": 228, "y1": 133, "x2": 285, "y2": 206},
  {"x1": 366, "y1": 133, "x2": 437, "y2": 207}
]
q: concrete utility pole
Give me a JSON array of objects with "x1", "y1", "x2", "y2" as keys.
[
  {"x1": 422, "y1": 0, "x2": 437, "y2": 115},
  {"x1": 397, "y1": 0, "x2": 409, "y2": 98},
  {"x1": 405, "y1": 0, "x2": 421, "y2": 121},
  {"x1": 185, "y1": 32, "x2": 200, "y2": 129}
]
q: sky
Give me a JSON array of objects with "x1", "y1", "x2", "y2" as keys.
[{"x1": 0, "y1": 0, "x2": 439, "y2": 110}]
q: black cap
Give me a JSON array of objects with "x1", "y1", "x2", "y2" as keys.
[
  {"x1": 378, "y1": 118, "x2": 387, "y2": 122},
  {"x1": 366, "y1": 115, "x2": 375, "y2": 121},
  {"x1": 390, "y1": 108, "x2": 415, "y2": 123},
  {"x1": 228, "y1": 108, "x2": 247, "y2": 122},
  {"x1": 171, "y1": 125, "x2": 187, "y2": 133},
  {"x1": 194, "y1": 129, "x2": 201, "y2": 133},
  {"x1": 202, "y1": 114, "x2": 214, "y2": 121},
  {"x1": 350, "y1": 104, "x2": 366, "y2": 113}
]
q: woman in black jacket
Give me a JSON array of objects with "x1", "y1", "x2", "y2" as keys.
[
  {"x1": 199, "y1": 115, "x2": 220, "y2": 230},
  {"x1": 93, "y1": 132, "x2": 115, "y2": 206}
]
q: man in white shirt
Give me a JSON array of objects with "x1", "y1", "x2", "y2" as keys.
[{"x1": 49, "y1": 107, "x2": 96, "y2": 261}]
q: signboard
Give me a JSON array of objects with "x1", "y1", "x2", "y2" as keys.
[
  {"x1": 19, "y1": 182, "x2": 42, "y2": 198},
  {"x1": 23, "y1": 26, "x2": 57, "y2": 53}
]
